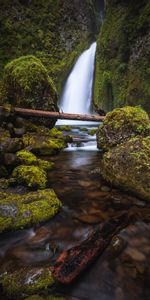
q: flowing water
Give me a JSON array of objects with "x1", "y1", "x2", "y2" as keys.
[{"x1": 58, "y1": 42, "x2": 97, "y2": 126}]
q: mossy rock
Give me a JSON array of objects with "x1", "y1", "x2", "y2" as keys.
[
  {"x1": 100, "y1": 136, "x2": 150, "y2": 201},
  {"x1": 0, "y1": 189, "x2": 62, "y2": 232},
  {"x1": 16, "y1": 150, "x2": 55, "y2": 171},
  {"x1": 89, "y1": 128, "x2": 97, "y2": 136},
  {"x1": 22, "y1": 134, "x2": 67, "y2": 156},
  {"x1": 12, "y1": 165, "x2": 47, "y2": 189},
  {"x1": 2, "y1": 55, "x2": 58, "y2": 127},
  {"x1": 97, "y1": 106, "x2": 150, "y2": 151},
  {"x1": 1, "y1": 266, "x2": 55, "y2": 298}
]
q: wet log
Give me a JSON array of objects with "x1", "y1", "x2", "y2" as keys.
[
  {"x1": 11, "y1": 107, "x2": 105, "y2": 122},
  {"x1": 51, "y1": 213, "x2": 129, "y2": 284}
]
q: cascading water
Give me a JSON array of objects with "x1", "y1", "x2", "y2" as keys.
[{"x1": 57, "y1": 42, "x2": 97, "y2": 125}]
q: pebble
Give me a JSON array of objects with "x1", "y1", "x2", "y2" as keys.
[{"x1": 101, "y1": 185, "x2": 111, "y2": 192}]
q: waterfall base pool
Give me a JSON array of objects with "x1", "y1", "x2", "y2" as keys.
[{"x1": 0, "y1": 126, "x2": 150, "y2": 300}]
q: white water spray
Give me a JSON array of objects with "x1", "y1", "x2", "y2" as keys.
[{"x1": 57, "y1": 42, "x2": 97, "y2": 125}]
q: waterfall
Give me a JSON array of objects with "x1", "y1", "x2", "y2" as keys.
[{"x1": 57, "y1": 42, "x2": 97, "y2": 125}]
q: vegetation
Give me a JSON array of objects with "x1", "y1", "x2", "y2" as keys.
[
  {"x1": 94, "y1": 0, "x2": 150, "y2": 115},
  {"x1": 0, "y1": 0, "x2": 97, "y2": 93}
]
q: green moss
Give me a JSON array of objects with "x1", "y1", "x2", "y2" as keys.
[
  {"x1": 100, "y1": 136, "x2": 150, "y2": 201},
  {"x1": 12, "y1": 165, "x2": 47, "y2": 189},
  {"x1": 94, "y1": 0, "x2": 150, "y2": 115},
  {"x1": 89, "y1": 128, "x2": 97, "y2": 136},
  {"x1": 22, "y1": 134, "x2": 67, "y2": 156},
  {"x1": 16, "y1": 150, "x2": 37, "y2": 165},
  {"x1": 1, "y1": 55, "x2": 58, "y2": 119},
  {"x1": 2, "y1": 266, "x2": 55, "y2": 298},
  {"x1": 58, "y1": 125, "x2": 71, "y2": 132},
  {"x1": 97, "y1": 106, "x2": 150, "y2": 151},
  {"x1": 37, "y1": 159, "x2": 55, "y2": 171},
  {"x1": 0, "y1": 189, "x2": 62, "y2": 232},
  {"x1": 0, "y1": 1, "x2": 97, "y2": 94}
]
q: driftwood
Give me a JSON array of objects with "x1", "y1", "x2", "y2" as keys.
[
  {"x1": 51, "y1": 213, "x2": 129, "y2": 284},
  {"x1": 11, "y1": 107, "x2": 105, "y2": 122}
]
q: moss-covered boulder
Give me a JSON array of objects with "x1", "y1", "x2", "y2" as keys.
[
  {"x1": 0, "y1": 189, "x2": 62, "y2": 232},
  {"x1": 16, "y1": 150, "x2": 54, "y2": 171},
  {"x1": 1, "y1": 266, "x2": 55, "y2": 298},
  {"x1": 1, "y1": 55, "x2": 58, "y2": 127},
  {"x1": 12, "y1": 165, "x2": 47, "y2": 189},
  {"x1": 22, "y1": 134, "x2": 67, "y2": 156},
  {"x1": 100, "y1": 136, "x2": 150, "y2": 201},
  {"x1": 97, "y1": 106, "x2": 150, "y2": 151}
]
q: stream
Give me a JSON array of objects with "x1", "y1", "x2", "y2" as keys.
[{"x1": 0, "y1": 125, "x2": 150, "y2": 300}]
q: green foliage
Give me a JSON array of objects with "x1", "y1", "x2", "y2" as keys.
[
  {"x1": 12, "y1": 165, "x2": 47, "y2": 189},
  {"x1": 94, "y1": 0, "x2": 150, "y2": 114}
]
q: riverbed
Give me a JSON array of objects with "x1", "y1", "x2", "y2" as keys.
[{"x1": 0, "y1": 125, "x2": 150, "y2": 300}]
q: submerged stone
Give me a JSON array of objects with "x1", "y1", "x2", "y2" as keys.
[
  {"x1": 100, "y1": 136, "x2": 150, "y2": 201},
  {"x1": 97, "y1": 106, "x2": 150, "y2": 151},
  {"x1": 0, "y1": 189, "x2": 62, "y2": 232}
]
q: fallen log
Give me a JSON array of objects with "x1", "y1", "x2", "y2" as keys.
[
  {"x1": 51, "y1": 213, "x2": 129, "y2": 284},
  {"x1": 12, "y1": 107, "x2": 105, "y2": 122}
]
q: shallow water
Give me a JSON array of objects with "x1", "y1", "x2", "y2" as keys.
[{"x1": 0, "y1": 125, "x2": 150, "y2": 300}]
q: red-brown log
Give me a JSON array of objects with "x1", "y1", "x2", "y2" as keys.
[
  {"x1": 51, "y1": 213, "x2": 129, "y2": 284},
  {"x1": 11, "y1": 107, "x2": 105, "y2": 122}
]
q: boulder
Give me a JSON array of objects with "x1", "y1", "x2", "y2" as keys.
[
  {"x1": 100, "y1": 136, "x2": 150, "y2": 201},
  {"x1": 2, "y1": 55, "x2": 58, "y2": 127},
  {"x1": 97, "y1": 106, "x2": 150, "y2": 151},
  {"x1": 12, "y1": 165, "x2": 47, "y2": 189},
  {"x1": 0, "y1": 189, "x2": 62, "y2": 232}
]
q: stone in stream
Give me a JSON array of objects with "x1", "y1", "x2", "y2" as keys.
[
  {"x1": 1, "y1": 266, "x2": 55, "y2": 298},
  {"x1": 0, "y1": 189, "x2": 62, "y2": 232}
]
